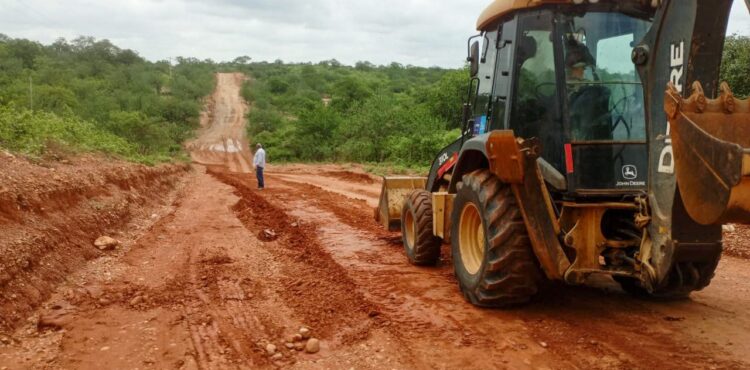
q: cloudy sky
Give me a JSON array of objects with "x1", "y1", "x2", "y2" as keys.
[{"x1": 1, "y1": 0, "x2": 749, "y2": 68}]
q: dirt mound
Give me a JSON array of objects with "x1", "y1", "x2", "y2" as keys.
[
  {"x1": 210, "y1": 170, "x2": 381, "y2": 342},
  {"x1": 324, "y1": 170, "x2": 376, "y2": 185},
  {"x1": 0, "y1": 154, "x2": 188, "y2": 332}
]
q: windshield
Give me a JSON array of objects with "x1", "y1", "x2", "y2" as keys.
[{"x1": 560, "y1": 12, "x2": 651, "y2": 142}]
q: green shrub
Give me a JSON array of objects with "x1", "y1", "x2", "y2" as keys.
[{"x1": 0, "y1": 105, "x2": 138, "y2": 158}]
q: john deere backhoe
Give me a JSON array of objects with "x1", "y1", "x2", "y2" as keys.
[{"x1": 376, "y1": 0, "x2": 750, "y2": 306}]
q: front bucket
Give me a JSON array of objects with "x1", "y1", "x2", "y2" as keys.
[
  {"x1": 665, "y1": 82, "x2": 750, "y2": 225},
  {"x1": 376, "y1": 177, "x2": 427, "y2": 231}
]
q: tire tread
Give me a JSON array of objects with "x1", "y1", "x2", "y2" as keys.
[{"x1": 452, "y1": 169, "x2": 542, "y2": 307}]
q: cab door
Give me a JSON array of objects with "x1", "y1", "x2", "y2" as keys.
[
  {"x1": 469, "y1": 27, "x2": 499, "y2": 137},
  {"x1": 506, "y1": 9, "x2": 565, "y2": 174}
]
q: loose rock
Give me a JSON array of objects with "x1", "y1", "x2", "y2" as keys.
[
  {"x1": 285, "y1": 342, "x2": 295, "y2": 349},
  {"x1": 265, "y1": 343, "x2": 277, "y2": 356},
  {"x1": 294, "y1": 342, "x2": 305, "y2": 351},
  {"x1": 271, "y1": 353, "x2": 283, "y2": 360},
  {"x1": 299, "y1": 327, "x2": 311, "y2": 339},
  {"x1": 292, "y1": 333, "x2": 303, "y2": 342},
  {"x1": 130, "y1": 296, "x2": 143, "y2": 306},
  {"x1": 305, "y1": 338, "x2": 320, "y2": 354},
  {"x1": 94, "y1": 236, "x2": 119, "y2": 250}
]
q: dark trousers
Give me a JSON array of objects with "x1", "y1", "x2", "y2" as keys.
[{"x1": 256, "y1": 166, "x2": 265, "y2": 189}]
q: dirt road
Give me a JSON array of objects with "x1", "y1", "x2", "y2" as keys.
[
  {"x1": 2, "y1": 73, "x2": 750, "y2": 369},
  {"x1": 186, "y1": 72, "x2": 253, "y2": 173}
]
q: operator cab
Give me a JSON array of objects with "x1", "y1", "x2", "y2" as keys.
[{"x1": 466, "y1": 2, "x2": 653, "y2": 197}]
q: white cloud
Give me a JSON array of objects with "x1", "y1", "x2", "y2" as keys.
[
  {"x1": 0, "y1": 0, "x2": 748, "y2": 68},
  {"x1": 729, "y1": 1, "x2": 750, "y2": 35}
]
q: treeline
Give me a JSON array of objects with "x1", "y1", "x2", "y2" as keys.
[
  {"x1": 234, "y1": 60, "x2": 465, "y2": 168},
  {"x1": 0, "y1": 35, "x2": 215, "y2": 163},
  {"x1": 0, "y1": 34, "x2": 747, "y2": 168}
]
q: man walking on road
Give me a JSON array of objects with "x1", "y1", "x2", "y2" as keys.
[{"x1": 253, "y1": 143, "x2": 266, "y2": 189}]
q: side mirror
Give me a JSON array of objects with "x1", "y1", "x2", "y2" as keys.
[{"x1": 468, "y1": 41, "x2": 480, "y2": 77}]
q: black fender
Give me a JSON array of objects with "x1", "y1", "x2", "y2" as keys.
[
  {"x1": 447, "y1": 134, "x2": 491, "y2": 193},
  {"x1": 426, "y1": 137, "x2": 464, "y2": 192}
]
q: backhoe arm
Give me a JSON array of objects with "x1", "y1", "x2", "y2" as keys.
[{"x1": 636, "y1": 0, "x2": 739, "y2": 290}]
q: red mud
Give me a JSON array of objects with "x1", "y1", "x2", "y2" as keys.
[{"x1": 324, "y1": 171, "x2": 376, "y2": 185}]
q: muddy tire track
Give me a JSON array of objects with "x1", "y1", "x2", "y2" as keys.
[{"x1": 210, "y1": 171, "x2": 383, "y2": 343}]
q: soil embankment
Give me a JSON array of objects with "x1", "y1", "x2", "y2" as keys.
[{"x1": 0, "y1": 153, "x2": 188, "y2": 332}]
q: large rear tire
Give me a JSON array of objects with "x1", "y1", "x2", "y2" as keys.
[
  {"x1": 401, "y1": 190, "x2": 442, "y2": 266},
  {"x1": 451, "y1": 170, "x2": 541, "y2": 307}
]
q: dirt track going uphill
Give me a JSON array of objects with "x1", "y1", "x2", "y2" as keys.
[
  {"x1": 186, "y1": 72, "x2": 253, "y2": 174},
  {"x1": 2, "y1": 73, "x2": 750, "y2": 369}
]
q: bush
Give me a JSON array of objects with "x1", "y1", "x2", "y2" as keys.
[{"x1": 0, "y1": 105, "x2": 139, "y2": 159}]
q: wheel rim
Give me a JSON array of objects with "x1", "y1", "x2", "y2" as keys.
[
  {"x1": 404, "y1": 208, "x2": 416, "y2": 250},
  {"x1": 459, "y1": 202, "x2": 484, "y2": 275}
]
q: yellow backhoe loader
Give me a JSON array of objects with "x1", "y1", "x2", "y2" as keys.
[{"x1": 376, "y1": 0, "x2": 750, "y2": 306}]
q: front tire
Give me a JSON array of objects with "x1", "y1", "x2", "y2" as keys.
[
  {"x1": 401, "y1": 190, "x2": 442, "y2": 266},
  {"x1": 451, "y1": 170, "x2": 541, "y2": 307}
]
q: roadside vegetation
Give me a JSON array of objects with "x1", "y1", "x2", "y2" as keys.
[
  {"x1": 721, "y1": 35, "x2": 750, "y2": 98},
  {"x1": 0, "y1": 35, "x2": 215, "y2": 164},
  {"x1": 0, "y1": 34, "x2": 748, "y2": 168},
  {"x1": 235, "y1": 61, "x2": 465, "y2": 170}
]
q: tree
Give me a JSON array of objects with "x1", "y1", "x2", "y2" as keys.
[
  {"x1": 233, "y1": 56, "x2": 252, "y2": 65},
  {"x1": 419, "y1": 69, "x2": 468, "y2": 128},
  {"x1": 330, "y1": 76, "x2": 373, "y2": 112},
  {"x1": 294, "y1": 106, "x2": 342, "y2": 160},
  {"x1": 721, "y1": 35, "x2": 750, "y2": 98}
]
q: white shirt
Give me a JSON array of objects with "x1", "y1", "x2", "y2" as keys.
[{"x1": 254, "y1": 148, "x2": 266, "y2": 168}]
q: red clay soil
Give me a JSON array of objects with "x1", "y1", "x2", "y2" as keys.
[
  {"x1": 186, "y1": 73, "x2": 254, "y2": 173},
  {"x1": 323, "y1": 171, "x2": 376, "y2": 185},
  {"x1": 0, "y1": 153, "x2": 188, "y2": 332},
  {"x1": 210, "y1": 170, "x2": 380, "y2": 342},
  {"x1": 723, "y1": 224, "x2": 750, "y2": 259}
]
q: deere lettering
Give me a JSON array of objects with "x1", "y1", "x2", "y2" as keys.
[{"x1": 658, "y1": 41, "x2": 684, "y2": 174}]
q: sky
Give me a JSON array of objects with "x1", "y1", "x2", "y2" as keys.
[{"x1": 1, "y1": 0, "x2": 749, "y2": 68}]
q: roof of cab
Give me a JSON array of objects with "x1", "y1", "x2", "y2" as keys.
[{"x1": 476, "y1": 0, "x2": 571, "y2": 30}]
